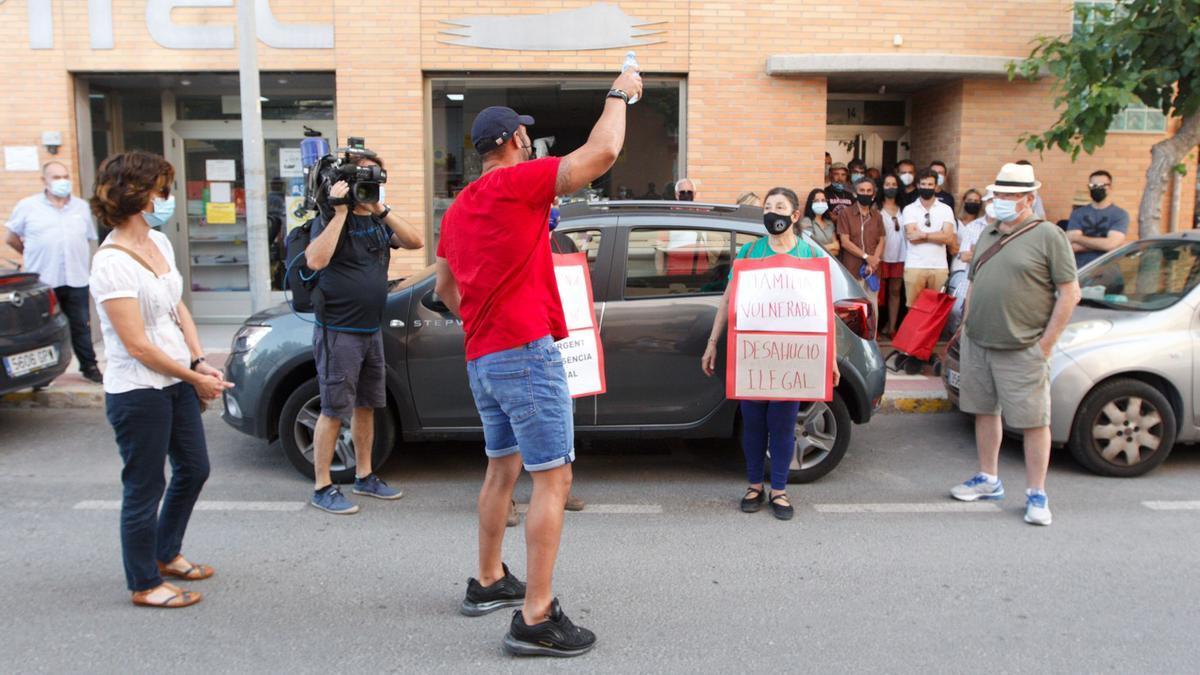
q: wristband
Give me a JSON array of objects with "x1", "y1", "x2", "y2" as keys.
[
  {"x1": 378, "y1": 206, "x2": 391, "y2": 220},
  {"x1": 607, "y1": 89, "x2": 630, "y2": 104},
  {"x1": 190, "y1": 357, "x2": 206, "y2": 370}
]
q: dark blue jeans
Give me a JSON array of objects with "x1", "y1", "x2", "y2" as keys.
[
  {"x1": 105, "y1": 382, "x2": 210, "y2": 591},
  {"x1": 53, "y1": 285, "x2": 97, "y2": 371},
  {"x1": 740, "y1": 400, "x2": 801, "y2": 491}
]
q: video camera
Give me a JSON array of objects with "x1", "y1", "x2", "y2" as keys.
[{"x1": 300, "y1": 137, "x2": 388, "y2": 218}]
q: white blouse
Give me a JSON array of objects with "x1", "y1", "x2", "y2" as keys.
[{"x1": 89, "y1": 230, "x2": 190, "y2": 394}]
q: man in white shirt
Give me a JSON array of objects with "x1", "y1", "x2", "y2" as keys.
[
  {"x1": 5, "y1": 161, "x2": 102, "y2": 382},
  {"x1": 901, "y1": 168, "x2": 956, "y2": 307}
]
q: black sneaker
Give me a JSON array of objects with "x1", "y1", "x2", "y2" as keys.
[
  {"x1": 82, "y1": 367, "x2": 103, "y2": 384},
  {"x1": 460, "y1": 563, "x2": 526, "y2": 617},
  {"x1": 503, "y1": 598, "x2": 596, "y2": 657}
]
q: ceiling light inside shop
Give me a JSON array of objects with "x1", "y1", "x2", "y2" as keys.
[
  {"x1": 446, "y1": 93, "x2": 464, "y2": 101},
  {"x1": 260, "y1": 96, "x2": 270, "y2": 102},
  {"x1": 277, "y1": 78, "x2": 288, "y2": 84},
  {"x1": 180, "y1": 79, "x2": 192, "y2": 86}
]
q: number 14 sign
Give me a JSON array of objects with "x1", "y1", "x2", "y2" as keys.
[{"x1": 726, "y1": 255, "x2": 835, "y2": 402}]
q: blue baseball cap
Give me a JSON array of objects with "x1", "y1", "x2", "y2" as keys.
[{"x1": 471, "y1": 106, "x2": 535, "y2": 155}]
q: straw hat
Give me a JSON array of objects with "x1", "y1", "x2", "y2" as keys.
[{"x1": 986, "y1": 163, "x2": 1042, "y2": 194}]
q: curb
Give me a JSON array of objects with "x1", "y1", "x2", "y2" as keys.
[{"x1": 5, "y1": 388, "x2": 959, "y2": 414}]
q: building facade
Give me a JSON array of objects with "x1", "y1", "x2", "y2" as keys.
[{"x1": 1, "y1": 0, "x2": 1193, "y2": 321}]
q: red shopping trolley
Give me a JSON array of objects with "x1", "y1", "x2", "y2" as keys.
[{"x1": 887, "y1": 288, "x2": 955, "y2": 375}]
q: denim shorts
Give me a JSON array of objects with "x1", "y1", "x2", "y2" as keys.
[
  {"x1": 313, "y1": 326, "x2": 386, "y2": 419},
  {"x1": 466, "y1": 335, "x2": 575, "y2": 472}
]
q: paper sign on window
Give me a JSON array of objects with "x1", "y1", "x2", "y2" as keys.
[
  {"x1": 552, "y1": 253, "x2": 606, "y2": 399},
  {"x1": 726, "y1": 255, "x2": 834, "y2": 402}
]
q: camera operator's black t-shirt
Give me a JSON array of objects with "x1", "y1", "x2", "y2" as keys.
[{"x1": 309, "y1": 212, "x2": 396, "y2": 332}]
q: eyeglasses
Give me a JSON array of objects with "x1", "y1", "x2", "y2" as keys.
[{"x1": 1088, "y1": 183, "x2": 1111, "y2": 189}]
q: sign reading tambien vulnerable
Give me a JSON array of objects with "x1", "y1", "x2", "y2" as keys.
[
  {"x1": 727, "y1": 255, "x2": 834, "y2": 401},
  {"x1": 553, "y1": 253, "x2": 606, "y2": 398}
]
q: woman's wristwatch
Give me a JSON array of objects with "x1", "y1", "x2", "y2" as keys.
[{"x1": 190, "y1": 356, "x2": 207, "y2": 371}]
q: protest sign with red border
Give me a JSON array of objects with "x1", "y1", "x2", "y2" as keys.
[
  {"x1": 726, "y1": 255, "x2": 834, "y2": 402},
  {"x1": 553, "y1": 252, "x2": 607, "y2": 398}
]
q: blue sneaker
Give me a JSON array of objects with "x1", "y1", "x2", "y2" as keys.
[
  {"x1": 1024, "y1": 490, "x2": 1052, "y2": 526},
  {"x1": 950, "y1": 473, "x2": 1005, "y2": 502},
  {"x1": 310, "y1": 486, "x2": 359, "y2": 515},
  {"x1": 352, "y1": 474, "x2": 403, "y2": 501}
]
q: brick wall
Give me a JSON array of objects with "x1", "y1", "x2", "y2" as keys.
[{"x1": 909, "y1": 81, "x2": 964, "y2": 192}]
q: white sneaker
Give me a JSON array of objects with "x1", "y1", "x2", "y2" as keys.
[
  {"x1": 950, "y1": 473, "x2": 1005, "y2": 502},
  {"x1": 1024, "y1": 490, "x2": 1052, "y2": 526}
]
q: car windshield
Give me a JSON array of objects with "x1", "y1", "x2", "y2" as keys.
[{"x1": 1078, "y1": 239, "x2": 1200, "y2": 311}]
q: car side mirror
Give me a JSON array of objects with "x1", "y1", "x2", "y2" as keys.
[{"x1": 422, "y1": 291, "x2": 450, "y2": 313}]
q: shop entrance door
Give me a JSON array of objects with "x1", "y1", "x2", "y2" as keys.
[
  {"x1": 169, "y1": 120, "x2": 336, "y2": 321},
  {"x1": 825, "y1": 96, "x2": 909, "y2": 174}
]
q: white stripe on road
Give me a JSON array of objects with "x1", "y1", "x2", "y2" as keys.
[
  {"x1": 515, "y1": 503, "x2": 663, "y2": 515},
  {"x1": 74, "y1": 500, "x2": 304, "y2": 512},
  {"x1": 813, "y1": 502, "x2": 1002, "y2": 513},
  {"x1": 1142, "y1": 501, "x2": 1200, "y2": 511}
]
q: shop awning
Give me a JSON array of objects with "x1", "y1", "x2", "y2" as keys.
[{"x1": 766, "y1": 53, "x2": 1030, "y2": 93}]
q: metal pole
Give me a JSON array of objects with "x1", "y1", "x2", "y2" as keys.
[{"x1": 237, "y1": 0, "x2": 270, "y2": 313}]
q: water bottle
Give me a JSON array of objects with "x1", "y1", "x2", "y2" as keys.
[{"x1": 622, "y1": 51, "x2": 641, "y2": 105}]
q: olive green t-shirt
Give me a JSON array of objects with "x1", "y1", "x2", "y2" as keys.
[{"x1": 965, "y1": 217, "x2": 1077, "y2": 350}]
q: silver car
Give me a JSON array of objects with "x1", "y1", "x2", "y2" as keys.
[{"x1": 943, "y1": 230, "x2": 1200, "y2": 477}]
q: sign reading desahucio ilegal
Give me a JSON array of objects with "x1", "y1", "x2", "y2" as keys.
[{"x1": 726, "y1": 256, "x2": 835, "y2": 402}]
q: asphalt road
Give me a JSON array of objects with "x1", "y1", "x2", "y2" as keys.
[{"x1": 1, "y1": 408, "x2": 1198, "y2": 674}]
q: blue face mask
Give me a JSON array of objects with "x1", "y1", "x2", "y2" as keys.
[
  {"x1": 992, "y1": 197, "x2": 1021, "y2": 222},
  {"x1": 832, "y1": 182, "x2": 845, "y2": 191},
  {"x1": 811, "y1": 202, "x2": 829, "y2": 216},
  {"x1": 142, "y1": 195, "x2": 176, "y2": 228},
  {"x1": 850, "y1": 173, "x2": 864, "y2": 184},
  {"x1": 48, "y1": 179, "x2": 72, "y2": 198}
]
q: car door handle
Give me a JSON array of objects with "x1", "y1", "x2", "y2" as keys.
[{"x1": 422, "y1": 292, "x2": 450, "y2": 313}]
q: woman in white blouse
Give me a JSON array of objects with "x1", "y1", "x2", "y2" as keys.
[{"x1": 89, "y1": 151, "x2": 233, "y2": 609}]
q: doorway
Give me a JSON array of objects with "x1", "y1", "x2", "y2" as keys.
[{"x1": 825, "y1": 95, "x2": 910, "y2": 174}]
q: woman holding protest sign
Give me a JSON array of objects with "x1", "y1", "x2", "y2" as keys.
[{"x1": 701, "y1": 188, "x2": 840, "y2": 520}]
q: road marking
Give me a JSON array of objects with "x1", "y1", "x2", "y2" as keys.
[
  {"x1": 1142, "y1": 501, "x2": 1200, "y2": 511},
  {"x1": 812, "y1": 502, "x2": 1002, "y2": 513},
  {"x1": 74, "y1": 500, "x2": 304, "y2": 512},
  {"x1": 515, "y1": 503, "x2": 663, "y2": 515}
]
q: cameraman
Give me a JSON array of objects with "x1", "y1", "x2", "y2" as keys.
[{"x1": 304, "y1": 153, "x2": 423, "y2": 514}]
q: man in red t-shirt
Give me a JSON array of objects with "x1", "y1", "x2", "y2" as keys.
[{"x1": 436, "y1": 68, "x2": 643, "y2": 657}]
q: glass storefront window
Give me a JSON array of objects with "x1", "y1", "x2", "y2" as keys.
[{"x1": 429, "y1": 77, "x2": 684, "y2": 247}]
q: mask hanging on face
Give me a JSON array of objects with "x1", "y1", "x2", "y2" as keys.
[
  {"x1": 899, "y1": 173, "x2": 914, "y2": 186},
  {"x1": 831, "y1": 182, "x2": 845, "y2": 192},
  {"x1": 142, "y1": 195, "x2": 176, "y2": 228},
  {"x1": 48, "y1": 179, "x2": 72, "y2": 198},
  {"x1": 811, "y1": 202, "x2": 829, "y2": 216},
  {"x1": 763, "y1": 212, "x2": 792, "y2": 236}
]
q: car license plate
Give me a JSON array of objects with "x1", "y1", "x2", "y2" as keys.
[
  {"x1": 3, "y1": 345, "x2": 58, "y2": 378},
  {"x1": 947, "y1": 368, "x2": 961, "y2": 388}
]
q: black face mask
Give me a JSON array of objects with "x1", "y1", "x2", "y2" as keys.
[
  {"x1": 856, "y1": 193, "x2": 874, "y2": 207},
  {"x1": 963, "y1": 202, "x2": 982, "y2": 216},
  {"x1": 763, "y1": 212, "x2": 792, "y2": 235},
  {"x1": 918, "y1": 187, "x2": 936, "y2": 200},
  {"x1": 1090, "y1": 186, "x2": 1108, "y2": 203},
  {"x1": 883, "y1": 187, "x2": 898, "y2": 199},
  {"x1": 677, "y1": 190, "x2": 695, "y2": 201}
]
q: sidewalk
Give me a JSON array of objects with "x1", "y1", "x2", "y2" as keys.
[{"x1": 3, "y1": 331, "x2": 955, "y2": 414}]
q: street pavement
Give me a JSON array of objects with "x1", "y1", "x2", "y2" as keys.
[{"x1": 1, "y1": 408, "x2": 1198, "y2": 674}]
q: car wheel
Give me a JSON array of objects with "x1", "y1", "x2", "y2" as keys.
[
  {"x1": 277, "y1": 378, "x2": 396, "y2": 483},
  {"x1": 1067, "y1": 378, "x2": 1176, "y2": 478},
  {"x1": 786, "y1": 391, "x2": 852, "y2": 483}
]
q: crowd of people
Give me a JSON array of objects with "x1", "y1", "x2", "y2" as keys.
[{"x1": 0, "y1": 57, "x2": 1127, "y2": 659}]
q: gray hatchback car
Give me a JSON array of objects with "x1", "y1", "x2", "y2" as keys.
[{"x1": 222, "y1": 202, "x2": 886, "y2": 483}]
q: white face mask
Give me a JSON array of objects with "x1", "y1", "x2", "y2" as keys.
[
  {"x1": 377, "y1": 186, "x2": 386, "y2": 204},
  {"x1": 936, "y1": 173, "x2": 946, "y2": 187},
  {"x1": 48, "y1": 179, "x2": 72, "y2": 198},
  {"x1": 985, "y1": 202, "x2": 997, "y2": 220},
  {"x1": 899, "y1": 173, "x2": 914, "y2": 186}
]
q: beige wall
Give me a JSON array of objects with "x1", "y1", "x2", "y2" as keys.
[{"x1": 0, "y1": 0, "x2": 1193, "y2": 280}]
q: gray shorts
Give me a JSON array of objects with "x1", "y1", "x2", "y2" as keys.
[
  {"x1": 958, "y1": 336, "x2": 1051, "y2": 429},
  {"x1": 313, "y1": 327, "x2": 386, "y2": 419}
]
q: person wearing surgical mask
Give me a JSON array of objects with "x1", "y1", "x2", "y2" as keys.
[
  {"x1": 895, "y1": 159, "x2": 919, "y2": 209},
  {"x1": 929, "y1": 160, "x2": 955, "y2": 210},
  {"x1": 798, "y1": 187, "x2": 839, "y2": 257},
  {"x1": 701, "y1": 187, "x2": 840, "y2": 521},
  {"x1": 848, "y1": 158, "x2": 868, "y2": 187},
  {"x1": 5, "y1": 160, "x2": 103, "y2": 382}
]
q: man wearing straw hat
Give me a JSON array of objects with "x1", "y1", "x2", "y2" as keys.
[{"x1": 949, "y1": 163, "x2": 1080, "y2": 526}]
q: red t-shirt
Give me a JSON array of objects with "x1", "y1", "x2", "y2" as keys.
[{"x1": 437, "y1": 157, "x2": 568, "y2": 361}]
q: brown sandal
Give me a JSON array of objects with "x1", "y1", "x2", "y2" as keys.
[
  {"x1": 158, "y1": 555, "x2": 215, "y2": 581},
  {"x1": 132, "y1": 582, "x2": 203, "y2": 608}
]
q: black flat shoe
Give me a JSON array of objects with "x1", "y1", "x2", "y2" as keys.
[
  {"x1": 770, "y1": 492, "x2": 795, "y2": 521},
  {"x1": 740, "y1": 486, "x2": 765, "y2": 513}
]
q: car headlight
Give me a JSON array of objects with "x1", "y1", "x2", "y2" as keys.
[
  {"x1": 231, "y1": 325, "x2": 272, "y2": 353},
  {"x1": 1055, "y1": 320, "x2": 1112, "y2": 350}
]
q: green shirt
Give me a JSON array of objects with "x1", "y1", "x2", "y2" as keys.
[
  {"x1": 731, "y1": 236, "x2": 824, "y2": 279},
  {"x1": 965, "y1": 217, "x2": 1077, "y2": 349}
]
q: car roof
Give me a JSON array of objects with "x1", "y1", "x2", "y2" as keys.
[
  {"x1": 559, "y1": 200, "x2": 761, "y2": 228},
  {"x1": 1150, "y1": 230, "x2": 1200, "y2": 242}
]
